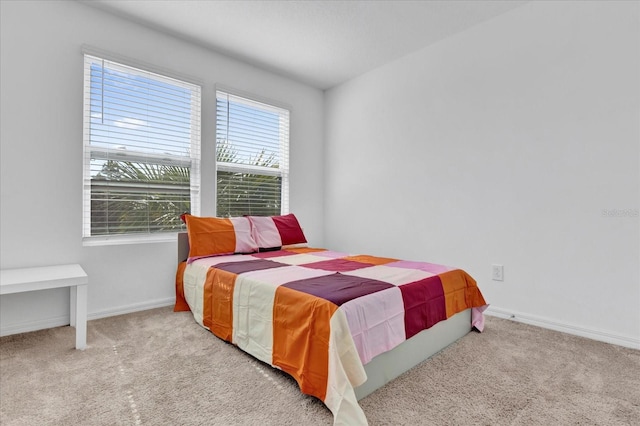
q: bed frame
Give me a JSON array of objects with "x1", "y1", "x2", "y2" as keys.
[{"x1": 176, "y1": 232, "x2": 472, "y2": 400}]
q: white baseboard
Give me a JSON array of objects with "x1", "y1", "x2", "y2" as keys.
[
  {"x1": 0, "y1": 315, "x2": 71, "y2": 337},
  {"x1": 88, "y1": 297, "x2": 175, "y2": 321},
  {"x1": 4, "y1": 301, "x2": 637, "y2": 350},
  {"x1": 485, "y1": 306, "x2": 640, "y2": 350},
  {"x1": 0, "y1": 298, "x2": 175, "y2": 337}
]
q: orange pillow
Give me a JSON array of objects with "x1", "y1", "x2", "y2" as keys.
[{"x1": 183, "y1": 215, "x2": 258, "y2": 262}]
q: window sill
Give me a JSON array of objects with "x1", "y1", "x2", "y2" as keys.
[{"x1": 82, "y1": 233, "x2": 179, "y2": 247}]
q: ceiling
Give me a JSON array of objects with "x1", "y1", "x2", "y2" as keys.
[{"x1": 84, "y1": 0, "x2": 528, "y2": 90}]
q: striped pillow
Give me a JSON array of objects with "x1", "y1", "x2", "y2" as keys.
[
  {"x1": 248, "y1": 213, "x2": 307, "y2": 251},
  {"x1": 183, "y1": 215, "x2": 258, "y2": 262}
]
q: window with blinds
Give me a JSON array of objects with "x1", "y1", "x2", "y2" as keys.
[
  {"x1": 83, "y1": 54, "x2": 201, "y2": 239},
  {"x1": 216, "y1": 90, "x2": 289, "y2": 217}
]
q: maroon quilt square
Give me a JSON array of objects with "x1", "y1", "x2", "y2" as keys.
[
  {"x1": 214, "y1": 259, "x2": 288, "y2": 274},
  {"x1": 302, "y1": 258, "x2": 371, "y2": 272},
  {"x1": 400, "y1": 275, "x2": 447, "y2": 339},
  {"x1": 251, "y1": 250, "x2": 296, "y2": 259},
  {"x1": 282, "y1": 273, "x2": 394, "y2": 306}
]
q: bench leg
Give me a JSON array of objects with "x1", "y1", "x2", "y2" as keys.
[
  {"x1": 70, "y1": 286, "x2": 77, "y2": 327},
  {"x1": 71, "y1": 284, "x2": 88, "y2": 350}
]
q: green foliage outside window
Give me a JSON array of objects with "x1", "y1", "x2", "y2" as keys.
[{"x1": 91, "y1": 139, "x2": 281, "y2": 235}]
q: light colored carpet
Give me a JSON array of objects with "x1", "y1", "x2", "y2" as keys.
[{"x1": 1, "y1": 307, "x2": 638, "y2": 425}]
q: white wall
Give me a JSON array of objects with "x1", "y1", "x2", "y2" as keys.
[
  {"x1": 324, "y1": 1, "x2": 639, "y2": 347},
  {"x1": 0, "y1": 1, "x2": 324, "y2": 334}
]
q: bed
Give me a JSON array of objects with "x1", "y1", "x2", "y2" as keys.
[{"x1": 174, "y1": 214, "x2": 488, "y2": 425}]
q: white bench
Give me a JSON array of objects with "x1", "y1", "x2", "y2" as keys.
[{"x1": 0, "y1": 264, "x2": 88, "y2": 350}]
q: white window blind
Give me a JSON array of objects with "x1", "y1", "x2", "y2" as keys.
[
  {"x1": 83, "y1": 54, "x2": 201, "y2": 239},
  {"x1": 216, "y1": 90, "x2": 289, "y2": 217}
]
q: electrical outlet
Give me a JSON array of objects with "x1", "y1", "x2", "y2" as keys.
[{"x1": 492, "y1": 264, "x2": 504, "y2": 281}]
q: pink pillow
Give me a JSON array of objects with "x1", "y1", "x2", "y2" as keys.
[{"x1": 247, "y1": 213, "x2": 307, "y2": 250}]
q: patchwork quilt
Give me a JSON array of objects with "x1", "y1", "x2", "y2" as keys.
[{"x1": 175, "y1": 247, "x2": 487, "y2": 425}]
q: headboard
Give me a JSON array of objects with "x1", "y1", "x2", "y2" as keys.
[{"x1": 178, "y1": 232, "x2": 189, "y2": 263}]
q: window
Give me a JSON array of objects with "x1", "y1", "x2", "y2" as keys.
[
  {"x1": 215, "y1": 90, "x2": 290, "y2": 217},
  {"x1": 83, "y1": 53, "x2": 201, "y2": 241}
]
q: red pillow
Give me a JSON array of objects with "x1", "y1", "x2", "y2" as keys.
[{"x1": 247, "y1": 213, "x2": 307, "y2": 250}]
